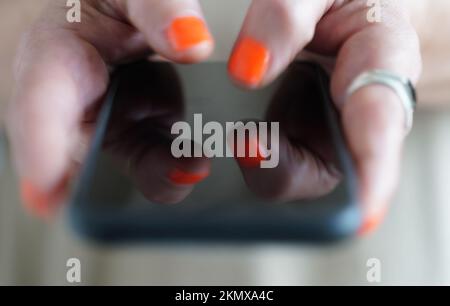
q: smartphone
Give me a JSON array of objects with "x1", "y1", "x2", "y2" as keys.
[{"x1": 69, "y1": 60, "x2": 361, "y2": 243}]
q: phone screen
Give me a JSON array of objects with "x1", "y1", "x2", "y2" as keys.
[{"x1": 70, "y1": 61, "x2": 360, "y2": 243}]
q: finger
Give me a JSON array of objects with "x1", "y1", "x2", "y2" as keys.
[
  {"x1": 228, "y1": 0, "x2": 332, "y2": 87},
  {"x1": 326, "y1": 4, "x2": 422, "y2": 235},
  {"x1": 7, "y1": 29, "x2": 109, "y2": 218},
  {"x1": 231, "y1": 63, "x2": 342, "y2": 201},
  {"x1": 230, "y1": 124, "x2": 340, "y2": 202},
  {"x1": 129, "y1": 145, "x2": 210, "y2": 205},
  {"x1": 104, "y1": 61, "x2": 210, "y2": 204},
  {"x1": 121, "y1": 0, "x2": 214, "y2": 63}
]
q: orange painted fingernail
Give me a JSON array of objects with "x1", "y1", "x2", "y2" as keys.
[
  {"x1": 358, "y1": 208, "x2": 387, "y2": 237},
  {"x1": 169, "y1": 168, "x2": 210, "y2": 185},
  {"x1": 228, "y1": 37, "x2": 270, "y2": 87},
  {"x1": 20, "y1": 176, "x2": 69, "y2": 219},
  {"x1": 235, "y1": 135, "x2": 267, "y2": 168},
  {"x1": 167, "y1": 16, "x2": 212, "y2": 52}
]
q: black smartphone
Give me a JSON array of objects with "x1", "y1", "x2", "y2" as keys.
[{"x1": 69, "y1": 60, "x2": 361, "y2": 243}]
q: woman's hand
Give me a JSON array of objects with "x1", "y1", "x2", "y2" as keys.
[
  {"x1": 226, "y1": 0, "x2": 421, "y2": 234},
  {"x1": 7, "y1": 0, "x2": 215, "y2": 217},
  {"x1": 7, "y1": 0, "x2": 422, "y2": 235}
]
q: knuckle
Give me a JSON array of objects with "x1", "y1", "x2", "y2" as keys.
[
  {"x1": 262, "y1": 0, "x2": 315, "y2": 43},
  {"x1": 344, "y1": 88, "x2": 404, "y2": 137}
]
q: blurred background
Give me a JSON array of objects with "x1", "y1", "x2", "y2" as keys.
[{"x1": 1, "y1": 0, "x2": 450, "y2": 285}]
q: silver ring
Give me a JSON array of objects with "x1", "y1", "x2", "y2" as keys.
[{"x1": 346, "y1": 70, "x2": 417, "y2": 134}]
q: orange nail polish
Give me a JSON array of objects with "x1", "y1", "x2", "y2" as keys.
[
  {"x1": 168, "y1": 16, "x2": 212, "y2": 52},
  {"x1": 20, "y1": 176, "x2": 69, "y2": 218},
  {"x1": 169, "y1": 168, "x2": 209, "y2": 185},
  {"x1": 358, "y1": 209, "x2": 387, "y2": 237},
  {"x1": 228, "y1": 37, "x2": 270, "y2": 86},
  {"x1": 235, "y1": 135, "x2": 267, "y2": 168},
  {"x1": 20, "y1": 180, "x2": 54, "y2": 218}
]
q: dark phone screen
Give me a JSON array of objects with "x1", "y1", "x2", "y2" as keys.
[{"x1": 70, "y1": 61, "x2": 360, "y2": 242}]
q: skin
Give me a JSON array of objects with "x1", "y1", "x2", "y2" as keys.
[
  {"x1": 411, "y1": 0, "x2": 450, "y2": 107},
  {"x1": 6, "y1": 0, "x2": 423, "y2": 234}
]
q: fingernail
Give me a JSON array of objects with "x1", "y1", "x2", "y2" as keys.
[
  {"x1": 235, "y1": 135, "x2": 267, "y2": 168},
  {"x1": 20, "y1": 176, "x2": 69, "y2": 219},
  {"x1": 169, "y1": 168, "x2": 209, "y2": 185},
  {"x1": 20, "y1": 181, "x2": 56, "y2": 218},
  {"x1": 358, "y1": 208, "x2": 387, "y2": 237},
  {"x1": 167, "y1": 16, "x2": 212, "y2": 52},
  {"x1": 228, "y1": 37, "x2": 270, "y2": 87}
]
